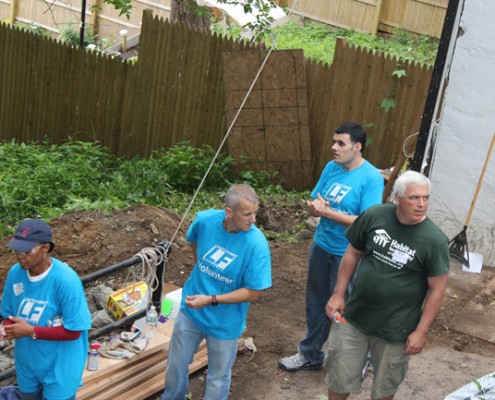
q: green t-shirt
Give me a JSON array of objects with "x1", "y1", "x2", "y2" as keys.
[{"x1": 344, "y1": 204, "x2": 450, "y2": 342}]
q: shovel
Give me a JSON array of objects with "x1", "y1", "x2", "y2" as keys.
[{"x1": 449, "y1": 132, "x2": 495, "y2": 268}]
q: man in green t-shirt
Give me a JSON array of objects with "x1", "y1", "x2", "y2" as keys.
[{"x1": 324, "y1": 170, "x2": 449, "y2": 400}]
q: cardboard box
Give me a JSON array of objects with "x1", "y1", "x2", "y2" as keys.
[{"x1": 107, "y1": 281, "x2": 149, "y2": 320}]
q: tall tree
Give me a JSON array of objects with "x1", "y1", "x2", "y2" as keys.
[{"x1": 171, "y1": 0, "x2": 210, "y2": 31}]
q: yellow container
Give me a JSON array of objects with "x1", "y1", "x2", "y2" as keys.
[{"x1": 107, "y1": 281, "x2": 149, "y2": 320}]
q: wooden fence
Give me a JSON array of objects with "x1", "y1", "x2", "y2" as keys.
[
  {"x1": 0, "y1": 0, "x2": 171, "y2": 41},
  {"x1": 306, "y1": 38, "x2": 432, "y2": 181},
  {"x1": 0, "y1": 12, "x2": 255, "y2": 158},
  {"x1": 286, "y1": 0, "x2": 447, "y2": 38},
  {"x1": 0, "y1": 0, "x2": 446, "y2": 43},
  {"x1": 0, "y1": 13, "x2": 431, "y2": 189}
]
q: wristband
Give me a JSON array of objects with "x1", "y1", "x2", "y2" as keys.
[{"x1": 211, "y1": 295, "x2": 218, "y2": 307}]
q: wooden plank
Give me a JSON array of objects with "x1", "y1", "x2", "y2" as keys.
[
  {"x1": 448, "y1": 275, "x2": 495, "y2": 344},
  {"x1": 89, "y1": 356, "x2": 168, "y2": 400},
  {"x1": 78, "y1": 349, "x2": 167, "y2": 398},
  {"x1": 118, "y1": 348, "x2": 210, "y2": 400},
  {"x1": 82, "y1": 319, "x2": 175, "y2": 382}
]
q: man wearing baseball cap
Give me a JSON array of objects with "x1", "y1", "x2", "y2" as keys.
[{"x1": 0, "y1": 219, "x2": 92, "y2": 400}]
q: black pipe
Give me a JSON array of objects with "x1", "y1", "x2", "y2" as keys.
[
  {"x1": 79, "y1": 0, "x2": 87, "y2": 48},
  {"x1": 411, "y1": 0, "x2": 461, "y2": 172},
  {"x1": 88, "y1": 308, "x2": 146, "y2": 340},
  {"x1": 152, "y1": 242, "x2": 172, "y2": 309},
  {"x1": 81, "y1": 256, "x2": 141, "y2": 286},
  {"x1": 0, "y1": 367, "x2": 15, "y2": 382}
]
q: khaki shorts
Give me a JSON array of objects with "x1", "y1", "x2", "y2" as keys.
[{"x1": 324, "y1": 321, "x2": 410, "y2": 399}]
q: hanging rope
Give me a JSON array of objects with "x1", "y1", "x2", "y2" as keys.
[
  {"x1": 166, "y1": 0, "x2": 301, "y2": 250},
  {"x1": 122, "y1": 246, "x2": 168, "y2": 304}
]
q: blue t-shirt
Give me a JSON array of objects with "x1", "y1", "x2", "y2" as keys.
[
  {"x1": 182, "y1": 209, "x2": 272, "y2": 340},
  {"x1": 1, "y1": 258, "x2": 92, "y2": 400},
  {"x1": 312, "y1": 160, "x2": 384, "y2": 256}
]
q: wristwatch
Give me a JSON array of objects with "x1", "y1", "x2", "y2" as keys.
[{"x1": 211, "y1": 294, "x2": 218, "y2": 307}]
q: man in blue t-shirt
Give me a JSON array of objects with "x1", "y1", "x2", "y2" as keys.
[
  {"x1": 279, "y1": 122, "x2": 384, "y2": 372},
  {"x1": 162, "y1": 184, "x2": 272, "y2": 400}
]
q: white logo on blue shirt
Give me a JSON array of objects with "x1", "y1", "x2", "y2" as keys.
[
  {"x1": 18, "y1": 298, "x2": 48, "y2": 324},
  {"x1": 203, "y1": 245, "x2": 237, "y2": 271},
  {"x1": 324, "y1": 183, "x2": 352, "y2": 205}
]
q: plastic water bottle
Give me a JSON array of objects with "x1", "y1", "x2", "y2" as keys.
[
  {"x1": 87, "y1": 342, "x2": 101, "y2": 371},
  {"x1": 146, "y1": 305, "x2": 158, "y2": 338}
]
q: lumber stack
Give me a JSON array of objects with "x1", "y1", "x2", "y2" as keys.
[{"x1": 78, "y1": 320, "x2": 209, "y2": 400}]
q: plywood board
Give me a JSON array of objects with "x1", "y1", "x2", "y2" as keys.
[{"x1": 447, "y1": 275, "x2": 495, "y2": 344}]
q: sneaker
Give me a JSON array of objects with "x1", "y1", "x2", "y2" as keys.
[
  {"x1": 361, "y1": 358, "x2": 372, "y2": 381},
  {"x1": 278, "y1": 352, "x2": 322, "y2": 372}
]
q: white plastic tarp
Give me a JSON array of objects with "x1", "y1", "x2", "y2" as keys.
[
  {"x1": 444, "y1": 371, "x2": 495, "y2": 400},
  {"x1": 196, "y1": 0, "x2": 290, "y2": 37}
]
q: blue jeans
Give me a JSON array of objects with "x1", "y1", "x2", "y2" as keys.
[
  {"x1": 299, "y1": 242, "x2": 342, "y2": 365},
  {"x1": 162, "y1": 311, "x2": 239, "y2": 400}
]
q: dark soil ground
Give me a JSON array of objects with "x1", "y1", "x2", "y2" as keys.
[{"x1": 1, "y1": 204, "x2": 495, "y2": 399}]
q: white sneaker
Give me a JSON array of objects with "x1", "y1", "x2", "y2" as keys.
[
  {"x1": 278, "y1": 352, "x2": 322, "y2": 372},
  {"x1": 361, "y1": 358, "x2": 372, "y2": 381}
]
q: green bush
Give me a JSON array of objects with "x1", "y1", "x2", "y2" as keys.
[
  {"x1": 0, "y1": 140, "x2": 292, "y2": 238},
  {"x1": 267, "y1": 21, "x2": 438, "y2": 66}
]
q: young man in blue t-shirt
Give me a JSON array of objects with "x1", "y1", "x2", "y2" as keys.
[
  {"x1": 162, "y1": 184, "x2": 272, "y2": 400},
  {"x1": 279, "y1": 122, "x2": 384, "y2": 372}
]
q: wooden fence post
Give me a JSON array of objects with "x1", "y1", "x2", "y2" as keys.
[
  {"x1": 10, "y1": 0, "x2": 17, "y2": 24},
  {"x1": 372, "y1": 0, "x2": 384, "y2": 35},
  {"x1": 91, "y1": 0, "x2": 101, "y2": 35}
]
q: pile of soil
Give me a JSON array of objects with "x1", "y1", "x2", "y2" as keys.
[{"x1": 1, "y1": 204, "x2": 495, "y2": 399}]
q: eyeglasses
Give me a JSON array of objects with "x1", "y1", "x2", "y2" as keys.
[{"x1": 14, "y1": 244, "x2": 43, "y2": 256}]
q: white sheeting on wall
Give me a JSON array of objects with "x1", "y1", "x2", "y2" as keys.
[
  {"x1": 196, "y1": 0, "x2": 290, "y2": 38},
  {"x1": 428, "y1": 0, "x2": 495, "y2": 266}
]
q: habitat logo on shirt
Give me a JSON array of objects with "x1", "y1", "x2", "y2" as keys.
[
  {"x1": 203, "y1": 245, "x2": 237, "y2": 271},
  {"x1": 373, "y1": 229, "x2": 391, "y2": 247}
]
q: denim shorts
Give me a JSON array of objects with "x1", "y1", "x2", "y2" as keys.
[{"x1": 324, "y1": 321, "x2": 410, "y2": 399}]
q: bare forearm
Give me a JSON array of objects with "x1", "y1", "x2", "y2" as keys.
[
  {"x1": 216, "y1": 288, "x2": 260, "y2": 304},
  {"x1": 416, "y1": 278, "x2": 447, "y2": 335},
  {"x1": 185, "y1": 288, "x2": 261, "y2": 308},
  {"x1": 333, "y1": 247, "x2": 362, "y2": 297},
  {"x1": 321, "y1": 208, "x2": 357, "y2": 227}
]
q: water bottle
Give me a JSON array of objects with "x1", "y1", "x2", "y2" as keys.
[
  {"x1": 87, "y1": 342, "x2": 101, "y2": 371},
  {"x1": 146, "y1": 305, "x2": 158, "y2": 338}
]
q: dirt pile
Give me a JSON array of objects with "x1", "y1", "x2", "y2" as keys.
[{"x1": 1, "y1": 204, "x2": 495, "y2": 399}]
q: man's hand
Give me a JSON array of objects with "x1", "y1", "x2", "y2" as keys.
[
  {"x1": 325, "y1": 294, "x2": 346, "y2": 321},
  {"x1": 405, "y1": 330, "x2": 427, "y2": 355},
  {"x1": 185, "y1": 295, "x2": 211, "y2": 309},
  {"x1": 306, "y1": 193, "x2": 329, "y2": 217}
]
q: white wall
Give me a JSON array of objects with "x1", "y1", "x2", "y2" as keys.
[{"x1": 428, "y1": 0, "x2": 495, "y2": 266}]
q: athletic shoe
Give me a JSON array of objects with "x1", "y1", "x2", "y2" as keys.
[
  {"x1": 278, "y1": 352, "x2": 322, "y2": 372},
  {"x1": 361, "y1": 358, "x2": 372, "y2": 381}
]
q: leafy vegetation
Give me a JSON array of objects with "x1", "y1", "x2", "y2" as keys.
[
  {"x1": 214, "y1": 18, "x2": 439, "y2": 66},
  {"x1": 268, "y1": 21, "x2": 439, "y2": 65},
  {"x1": 57, "y1": 24, "x2": 111, "y2": 50},
  {"x1": 0, "y1": 140, "x2": 300, "y2": 239}
]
